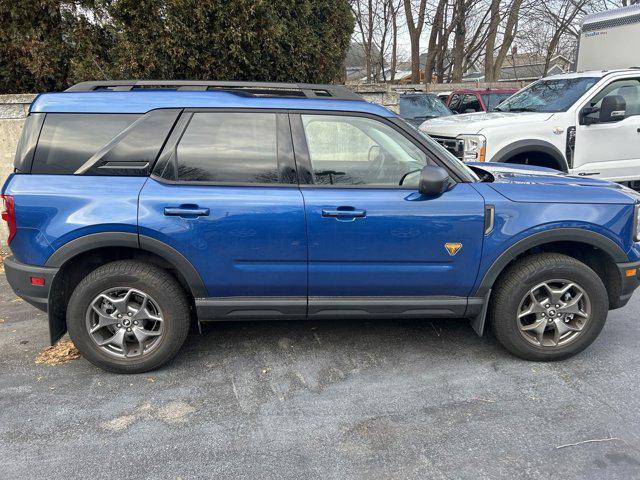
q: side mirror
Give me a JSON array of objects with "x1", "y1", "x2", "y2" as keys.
[
  {"x1": 419, "y1": 165, "x2": 450, "y2": 197},
  {"x1": 600, "y1": 94, "x2": 626, "y2": 123}
]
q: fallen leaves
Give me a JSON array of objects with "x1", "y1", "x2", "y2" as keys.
[{"x1": 35, "y1": 340, "x2": 81, "y2": 365}]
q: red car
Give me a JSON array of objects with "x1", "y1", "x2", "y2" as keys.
[{"x1": 446, "y1": 88, "x2": 518, "y2": 114}]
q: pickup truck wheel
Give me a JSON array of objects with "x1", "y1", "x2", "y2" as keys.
[
  {"x1": 66, "y1": 260, "x2": 190, "y2": 373},
  {"x1": 489, "y1": 253, "x2": 608, "y2": 361}
]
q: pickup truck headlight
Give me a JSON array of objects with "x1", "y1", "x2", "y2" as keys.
[{"x1": 458, "y1": 134, "x2": 486, "y2": 162}]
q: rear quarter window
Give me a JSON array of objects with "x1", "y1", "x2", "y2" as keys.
[{"x1": 32, "y1": 114, "x2": 139, "y2": 174}]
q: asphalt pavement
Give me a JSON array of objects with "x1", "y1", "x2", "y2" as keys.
[{"x1": 1, "y1": 272, "x2": 639, "y2": 480}]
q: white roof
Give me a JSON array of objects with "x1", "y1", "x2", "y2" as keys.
[
  {"x1": 545, "y1": 69, "x2": 638, "y2": 79},
  {"x1": 582, "y1": 4, "x2": 640, "y2": 27}
]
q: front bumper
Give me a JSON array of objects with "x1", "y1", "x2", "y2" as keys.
[
  {"x1": 615, "y1": 260, "x2": 640, "y2": 309},
  {"x1": 3, "y1": 255, "x2": 58, "y2": 312}
]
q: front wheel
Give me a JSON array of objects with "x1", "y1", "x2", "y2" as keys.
[
  {"x1": 67, "y1": 260, "x2": 190, "y2": 373},
  {"x1": 489, "y1": 253, "x2": 609, "y2": 361}
]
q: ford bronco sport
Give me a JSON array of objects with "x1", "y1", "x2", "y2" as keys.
[{"x1": 3, "y1": 80, "x2": 640, "y2": 373}]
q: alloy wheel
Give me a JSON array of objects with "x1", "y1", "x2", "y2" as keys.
[
  {"x1": 517, "y1": 279, "x2": 591, "y2": 348},
  {"x1": 85, "y1": 287, "x2": 164, "y2": 358}
]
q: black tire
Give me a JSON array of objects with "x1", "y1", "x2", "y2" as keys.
[
  {"x1": 489, "y1": 253, "x2": 609, "y2": 361},
  {"x1": 67, "y1": 260, "x2": 190, "y2": 373}
]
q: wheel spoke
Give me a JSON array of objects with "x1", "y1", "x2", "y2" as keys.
[
  {"x1": 98, "y1": 329, "x2": 126, "y2": 348},
  {"x1": 89, "y1": 305, "x2": 119, "y2": 333},
  {"x1": 558, "y1": 293, "x2": 588, "y2": 318},
  {"x1": 518, "y1": 294, "x2": 547, "y2": 318}
]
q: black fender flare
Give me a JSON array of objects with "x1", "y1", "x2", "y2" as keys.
[
  {"x1": 474, "y1": 228, "x2": 628, "y2": 298},
  {"x1": 492, "y1": 139, "x2": 568, "y2": 172},
  {"x1": 45, "y1": 232, "x2": 207, "y2": 297}
]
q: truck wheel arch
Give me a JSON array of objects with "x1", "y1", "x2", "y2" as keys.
[{"x1": 492, "y1": 140, "x2": 568, "y2": 172}]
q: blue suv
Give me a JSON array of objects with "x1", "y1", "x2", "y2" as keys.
[{"x1": 3, "y1": 80, "x2": 640, "y2": 373}]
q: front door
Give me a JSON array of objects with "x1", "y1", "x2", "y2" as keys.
[
  {"x1": 138, "y1": 110, "x2": 307, "y2": 319},
  {"x1": 291, "y1": 113, "x2": 486, "y2": 318},
  {"x1": 573, "y1": 76, "x2": 640, "y2": 182}
]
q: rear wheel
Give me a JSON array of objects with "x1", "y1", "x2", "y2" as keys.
[
  {"x1": 67, "y1": 260, "x2": 190, "y2": 373},
  {"x1": 489, "y1": 253, "x2": 609, "y2": 361}
]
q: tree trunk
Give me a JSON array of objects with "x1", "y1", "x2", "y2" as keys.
[
  {"x1": 390, "y1": 1, "x2": 398, "y2": 82},
  {"x1": 423, "y1": 0, "x2": 447, "y2": 85},
  {"x1": 491, "y1": 0, "x2": 523, "y2": 80},
  {"x1": 450, "y1": 0, "x2": 466, "y2": 82},
  {"x1": 484, "y1": 0, "x2": 500, "y2": 82},
  {"x1": 404, "y1": 0, "x2": 427, "y2": 83}
]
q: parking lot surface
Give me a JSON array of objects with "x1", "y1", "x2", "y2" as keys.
[{"x1": 1, "y1": 273, "x2": 639, "y2": 480}]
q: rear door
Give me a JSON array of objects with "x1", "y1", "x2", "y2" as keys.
[
  {"x1": 290, "y1": 113, "x2": 486, "y2": 318},
  {"x1": 138, "y1": 110, "x2": 307, "y2": 319}
]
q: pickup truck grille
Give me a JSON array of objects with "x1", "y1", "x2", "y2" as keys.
[{"x1": 430, "y1": 135, "x2": 464, "y2": 160}]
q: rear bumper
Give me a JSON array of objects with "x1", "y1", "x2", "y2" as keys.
[
  {"x1": 3, "y1": 255, "x2": 58, "y2": 312},
  {"x1": 614, "y1": 260, "x2": 640, "y2": 309}
]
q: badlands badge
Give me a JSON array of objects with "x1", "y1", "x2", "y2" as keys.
[{"x1": 445, "y1": 243, "x2": 462, "y2": 256}]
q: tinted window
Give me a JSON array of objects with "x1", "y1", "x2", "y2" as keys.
[
  {"x1": 32, "y1": 114, "x2": 139, "y2": 174},
  {"x1": 458, "y1": 94, "x2": 482, "y2": 113},
  {"x1": 301, "y1": 114, "x2": 431, "y2": 187},
  {"x1": 448, "y1": 94, "x2": 462, "y2": 111},
  {"x1": 176, "y1": 112, "x2": 280, "y2": 183}
]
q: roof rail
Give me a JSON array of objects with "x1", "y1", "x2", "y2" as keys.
[{"x1": 65, "y1": 80, "x2": 364, "y2": 101}]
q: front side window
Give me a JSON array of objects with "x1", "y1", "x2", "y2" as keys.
[
  {"x1": 587, "y1": 78, "x2": 640, "y2": 117},
  {"x1": 448, "y1": 94, "x2": 462, "y2": 111},
  {"x1": 176, "y1": 112, "x2": 280, "y2": 183},
  {"x1": 301, "y1": 115, "x2": 432, "y2": 187},
  {"x1": 496, "y1": 77, "x2": 599, "y2": 113},
  {"x1": 459, "y1": 94, "x2": 482, "y2": 113},
  {"x1": 32, "y1": 114, "x2": 139, "y2": 174}
]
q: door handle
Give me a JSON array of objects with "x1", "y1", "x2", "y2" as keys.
[
  {"x1": 321, "y1": 207, "x2": 366, "y2": 219},
  {"x1": 163, "y1": 206, "x2": 210, "y2": 217}
]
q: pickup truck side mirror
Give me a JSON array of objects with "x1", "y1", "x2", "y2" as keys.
[
  {"x1": 419, "y1": 165, "x2": 450, "y2": 197},
  {"x1": 599, "y1": 94, "x2": 626, "y2": 123}
]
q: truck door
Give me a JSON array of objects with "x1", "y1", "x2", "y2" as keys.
[{"x1": 573, "y1": 77, "x2": 640, "y2": 182}]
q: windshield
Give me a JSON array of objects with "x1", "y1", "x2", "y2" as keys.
[
  {"x1": 481, "y1": 93, "x2": 514, "y2": 111},
  {"x1": 399, "y1": 94, "x2": 452, "y2": 119},
  {"x1": 496, "y1": 77, "x2": 599, "y2": 113},
  {"x1": 414, "y1": 128, "x2": 480, "y2": 182}
]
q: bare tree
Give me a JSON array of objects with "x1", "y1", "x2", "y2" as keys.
[
  {"x1": 351, "y1": 0, "x2": 377, "y2": 82},
  {"x1": 484, "y1": 0, "x2": 525, "y2": 81},
  {"x1": 404, "y1": 0, "x2": 428, "y2": 82}
]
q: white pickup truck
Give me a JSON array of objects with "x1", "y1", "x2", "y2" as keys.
[
  {"x1": 420, "y1": 69, "x2": 640, "y2": 184},
  {"x1": 419, "y1": 4, "x2": 640, "y2": 185}
]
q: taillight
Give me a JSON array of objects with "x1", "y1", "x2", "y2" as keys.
[{"x1": 1, "y1": 194, "x2": 16, "y2": 244}]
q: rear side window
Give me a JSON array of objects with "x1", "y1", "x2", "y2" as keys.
[
  {"x1": 175, "y1": 112, "x2": 280, "y2": 183},
  {"x1": 32, "y1": 114, "x2": 139, "y2": 174}
]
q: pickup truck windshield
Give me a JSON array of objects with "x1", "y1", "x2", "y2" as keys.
[{"x1": 495, "y1": 77, "x2": 599, "y2": 113}]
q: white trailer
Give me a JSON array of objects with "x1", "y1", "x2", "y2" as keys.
[{"x1": 577, "y1": 4, "x2": 640, "y2": 71}]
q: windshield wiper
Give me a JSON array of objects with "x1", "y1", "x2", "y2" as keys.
[{"x1": 505, "y1": 107, "x2": 538, "y2": 112}]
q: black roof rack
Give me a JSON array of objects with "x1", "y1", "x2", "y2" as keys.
[{"x1": 65, "y1": 80, "x2": 363, "y2": 101}]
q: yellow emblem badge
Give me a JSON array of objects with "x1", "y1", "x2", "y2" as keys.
[{"x1": 445, "y1": 243, "x2": 462, "y2": 256}]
